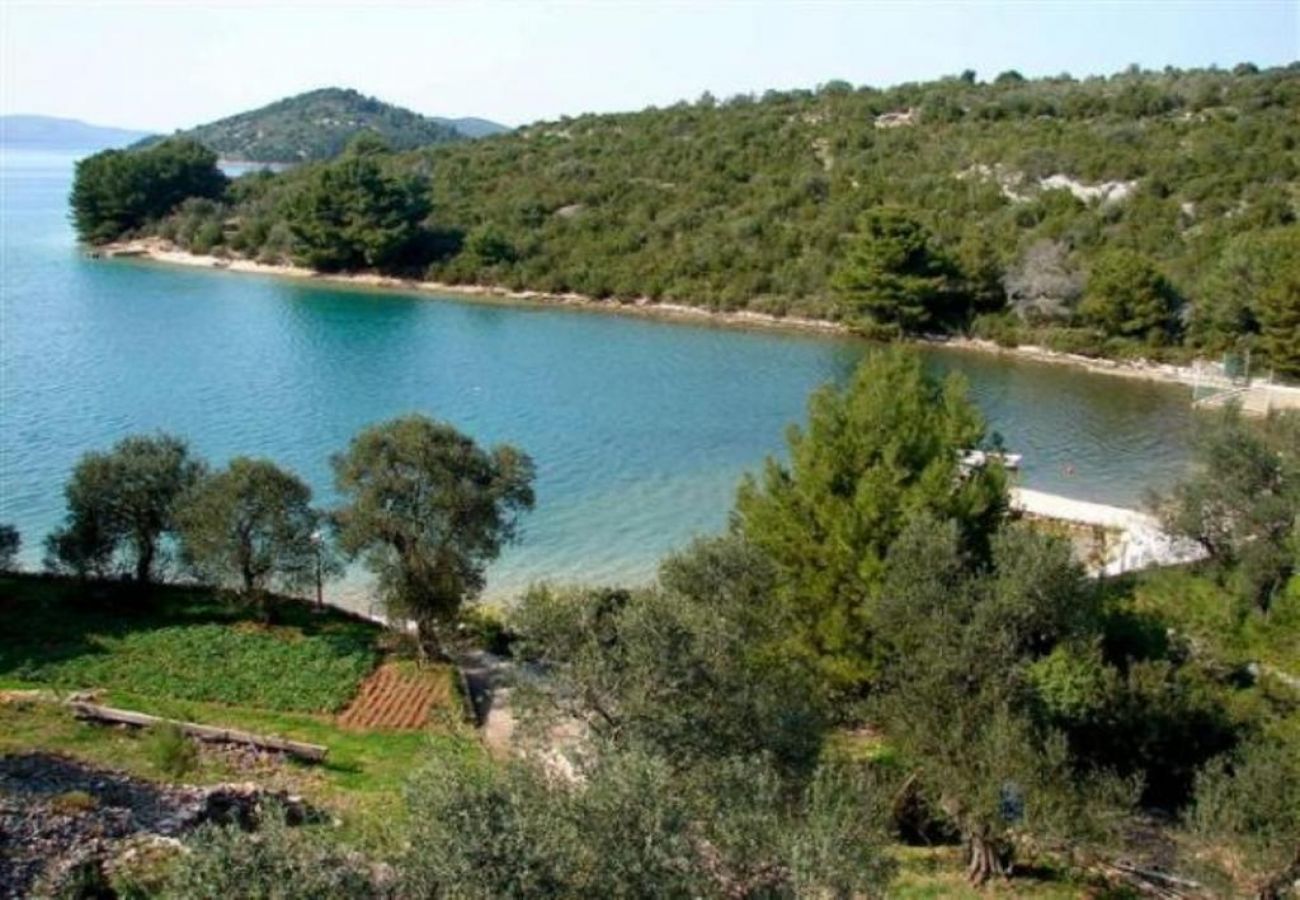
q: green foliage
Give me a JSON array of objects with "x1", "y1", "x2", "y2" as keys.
[
  {"x1": 159, "y1": 807, "x2": 377, "y2": 899},
  {"x1": 136, "y1": 87, "x2": 464, "y2": 163},
  {"x1": 1256, "y1": 232, "x2": 1300, "y2": 377},
  {"x1": 71, "y1": 138, "x2": 226, "y2": 243},
  {"x1": 1188, "y1": 737, "x2": 1300, "y2": 899},
  {"x1": 400, "y1": 748, "x2": 896, "y2": 898},
  {"x1": 282, "y1": 139, "x2": 432, "y2": 272},
  {"x1": 0, "y1": 524, "x2": 19, "y2": 571},
  {"x1": 511, "y1": 535, "x2": 825, "y2": 773},
  {"x1": 1078, "y1": 249, "x2": 1181, "y2": 342},
  {"x1": 331, "y1": 414, "x2": 535, "y2": 659},
  {"x1": 734, "y1": 349, "x2": 1006, "y2": 695},
  {"x1": 177, "y1": 457, "x2": 334, "y2": 617},
  {"x1": 1191, "y1": 226, "x2": 1300, "y2": 361},
  {"x1": 458, "y1": 602, "x2": 515, "y2": 655},
  {"x1": 1153, "y1": 407, "x2": 1299, "y2": 613},
  {"x1": 464, "y1": 222, "x2": 517, "y2": 267},
  {"x1": 832, "y1": 206, "x2": 955, "y2": 331},
  {"x1": 0, "y1": 577, "x2": 379, "y2": 713},
  {"x1": 146, "y1": 722, "x2": 198, "y2": 779},
  {"x1": 871, "y1": 518, "x2": 1135, "y2": 883},
  {"x1": 44, "y1": 433, "x2": 206, "y2": 584},
  {"x1": 100, "y1": 66, "x2": 1300, "y2": 369}
]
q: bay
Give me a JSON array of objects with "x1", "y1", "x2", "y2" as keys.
[{"x1": 0, "y1": 148, "x2": 1194, "y2": 601}]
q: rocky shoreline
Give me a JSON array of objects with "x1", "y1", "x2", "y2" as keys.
[{"x1": 98, "y1": 238, "x2": 1300, "y2": 407}]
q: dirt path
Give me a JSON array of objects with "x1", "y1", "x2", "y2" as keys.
[{"x1": 455, "y1": 650, "x2": 517, "y2": 754}]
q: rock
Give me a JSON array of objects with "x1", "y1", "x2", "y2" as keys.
[{"x1": 0, "y1": 752, "x2": 322, "y2": 898}]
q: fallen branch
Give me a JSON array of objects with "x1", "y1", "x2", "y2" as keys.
[{"x1": 69, "y1": 702, "x2": 328, "y2": 763}]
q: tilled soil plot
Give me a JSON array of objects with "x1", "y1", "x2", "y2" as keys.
[{"x1": 336, "y1": 663, "x2": 450, "y2": 730}]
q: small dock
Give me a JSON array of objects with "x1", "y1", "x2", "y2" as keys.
[{"x1": 1011, "y1": 488, "x2": 1205, "y2": 575}]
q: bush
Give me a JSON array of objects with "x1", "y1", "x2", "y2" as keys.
[
  {"x1": 1037, "y1": 326, "x2": 1109, "y2": 358},
  {"x1": 159, "y1": 807, "x2": 376, "y2": 899},
  {"x1": 971, "y1": 312, "x2": 1023, "y2": 347},
  {"x1": 146, "y1": 723, "x2": 198, "y2": 779},
  {"x1": 458, "y1": 603, "x2": 514, "y2": 655}
]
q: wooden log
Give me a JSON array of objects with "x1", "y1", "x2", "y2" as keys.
[{"x1": 69, "y1": 702, "x2": 328, "y2": 763}]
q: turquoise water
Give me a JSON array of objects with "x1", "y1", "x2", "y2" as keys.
[{"x1": 0, "y1": 148, "x2": 1196, "y2": 600}]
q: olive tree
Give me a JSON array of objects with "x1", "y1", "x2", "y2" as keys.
[
  {"x1": 331, "y1": 415, "x2": 534, "y2": 660},
  {"x1": 1153, "y1": 406, "x2": 1299, "y2": 613},
  {"x1": 400, "y1": 747, "x2": 895, "y2": 899},
  {"x1": 177, "y1": 457, "x2": 334, "y2": 619},
  {"x1": 45, "y1": 434, "x2": 205, "y2": 583},
  {"x1": 511, "y1": 534, "x2": 825, "y2": 773},
  {"x1": 871, "y1": 518, "x2": 1134, "y2": 884}
]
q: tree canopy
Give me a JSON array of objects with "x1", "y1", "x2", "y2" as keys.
[
  {"x1": 282, "y1": 137, "x2": 432, "y2": 272},
  {"x1": 331, "y1": 414, "x2": 535, "y2": 659},
  {"x1": 177, "y1": 457, "x2": 333, "y2": 618},
  {"x1": 44, "y1": 433, "x2": 205, "y2": 583},
  {"x1": 71, "y1": 139, "x2": 226, "y2": 243},
  {"x1": 831, "y1": 206, "x2": 955, "y2": 334},
  {"x1": 734, "y1": 349, "x2": 1007, "y2": 695}
]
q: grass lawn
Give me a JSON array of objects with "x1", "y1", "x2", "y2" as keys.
[{"x1": 0, "y1": 574, "x2": 379, "y2": 712}]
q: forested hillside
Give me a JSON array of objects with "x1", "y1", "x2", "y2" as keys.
[
  {"x1": 135, "y1": 87, "x2": 464, "y2": 162},
  {"x1": 79, "y1": 65, "x2": 1300, "y2": 372}
]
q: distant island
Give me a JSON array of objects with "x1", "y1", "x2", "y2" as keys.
[
  {"x1": 133, "y1": 87, "x2": 507, "y2": 163},
  {"x1": 72, "y1": 65, "x2": 1300, "y2": 377},
  {"x1": 0, "y1": 114, "x2": 153, "y2": 150}
]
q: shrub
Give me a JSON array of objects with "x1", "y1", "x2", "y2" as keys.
[
  {"x1": 159, "y1": 807, "x2": 376, "y2": 899},
  {"x1": 146, "y1": 723, "x2": 198, "y2": 779},
  {"x1": 971, "y1": 312, "x2": 1023, "y2": 347}
]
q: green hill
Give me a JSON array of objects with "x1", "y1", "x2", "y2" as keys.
[
  {"x1": 82, "y1": 65, "x2": 1300, "y2": 372},
  {"x1": 138, "y1": 87, "x2": 466, "y2": 162}
]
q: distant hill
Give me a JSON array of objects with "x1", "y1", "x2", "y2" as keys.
[
  {"x1": 136, "y1": 88, "x2": 475, "y2": 163},
  {"x1": 0, "y1": 114, "x2": 153, "y2": 150},
  {"x1": 433, "y1": 116, "x2": 510, "y2": 139}
]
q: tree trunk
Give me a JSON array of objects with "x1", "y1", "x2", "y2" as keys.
[
  {"x1": 966, "y1": 832, "x2": 1010, "y2": 885},
  {"x1": 134, "y1": 537, "x2": 155, "y2": 584},
  {"x1": 415, "y1": 617, "x2": 444, "y2": 664}
]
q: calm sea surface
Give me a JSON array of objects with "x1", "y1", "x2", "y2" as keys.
[{"x1": 0, "y1": 148, "x2": 1196, "y2": 601}]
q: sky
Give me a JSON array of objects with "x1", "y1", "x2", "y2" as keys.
[{"x1": 2, "y1": 0, "x2": 1297, "y2": 132}]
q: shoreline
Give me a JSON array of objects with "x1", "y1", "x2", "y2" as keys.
[{"x1": 96, "y1": 239, "x2": 1300, "y2": 406}]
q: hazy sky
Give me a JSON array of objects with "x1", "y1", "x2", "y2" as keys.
[{"x1": 2, "y1": 0, "x2": 1297, "y2": 131}]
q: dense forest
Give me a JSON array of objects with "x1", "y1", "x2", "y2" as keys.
[
  {"x1": 133, "y1": 88, "x2": 467, "y2": 163},
  {"x1": 76, "y1": 65, "x2": 1300, "y2": 374}
]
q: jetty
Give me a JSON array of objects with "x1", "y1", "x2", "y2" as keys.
[{"x1": 1012, "y1": 487, "x2": 1205, "y2": 575}]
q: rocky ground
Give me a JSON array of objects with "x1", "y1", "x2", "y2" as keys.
[{"x1": 0, "y1": 751, "x2": 313, "y2": 898}]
